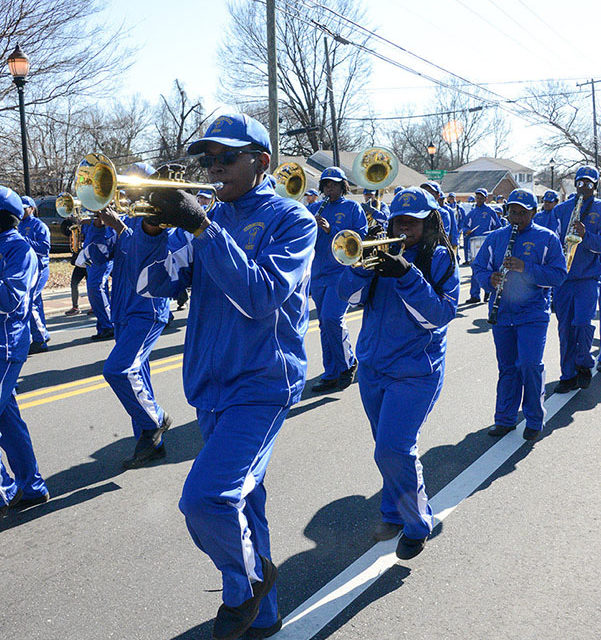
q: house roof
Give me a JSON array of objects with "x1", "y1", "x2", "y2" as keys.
[
  {"x1": 440, "y1": 170, "x2": 519, "y2": 194},
  {"x1": 456, "y1": 157, "x2": 535, "y2": 174}
]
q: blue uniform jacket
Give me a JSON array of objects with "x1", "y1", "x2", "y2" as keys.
[
  {"x1": 18, "y1": 216, "x2": 50, "y2": 270},
  {"x1": 133, "y1": 178, "x2": 317, "y2": 411},
  {"x1": 361, "y1": 201, "x2": 390, "y2": 229},
  {"x1": 80, "y1": 218, "x2": 170, "y2": 324},
  {"x1": 449, "y1": 203, "x2": 465, "y2": 232},
  {"x1": 337, "y1": 245, "x2": 459, "y2": 378},
  {"x1": 473, "y1": 222, "x2": 567, "y2": 325},
  {"x1": 0, "y1": 229, "x2": 38, "y2": 362},
  {"x1": 440, "y1": 205, "x2": 459, "y2": 246},
  {"x1": 464, "y1": 204, "x2": 501, "y2": 238},
  {"x1": 533, "y1": 209, "x2": 558, "y2": 232},
  {"x1": 554, "y1": 196, "x2": 601, "y2": 280},
  {"x1": 309, "y1": 197, "x2": 368, "y2": 285}
]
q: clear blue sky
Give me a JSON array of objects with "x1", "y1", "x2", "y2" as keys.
[{"x1": 104, "y1": 0, "x2": 600, "y2": 169}]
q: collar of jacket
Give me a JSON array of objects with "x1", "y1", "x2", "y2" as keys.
[
  {"x1": 0, "y1": 229, "x2": 19, "y2": 239},
  {"x1": 229, "y1": 177, "x2": 276, "y2": 218}
]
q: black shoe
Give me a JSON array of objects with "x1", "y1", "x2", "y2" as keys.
[
  {"x1": 90, "y1": 329, "x2": 114, "y2": 341},
  {"x1": 555, "y1": 377, "x2": 578, "y2": 393},
  {"x1": 311, "y1": 378, "x2": 338, "y2": 393},
  {"x1": 523, "y1": 427, "x2": 542, "y2": 441},
  {"x1": 577, "y1": 366, "x2": 592, "y2": 389},
  {"x1": 396, "y1": 533, "x2": 427, "y2": 560},
  {"x1": 122, "y1": 414, "x2": 173, "y2": 469},
  {"x1": 29, "y1": 341, "x2": 48, "y2": 354},
  {"x1": 465, "y1": 297, "x2": 480, "y2": 304},
  {"x1": 2, "y1": 488, "x2": 23, "y2": 515},
  {"x1": 242, "y1": 615, "x2": 282, "y2": 639},
  {"x1": 213, "y1": 556, "x2": 277, "y2": 640},
  {"x1": 483, "y1": 292, "x2": 490, "y2": 302},
  {"x1": 337, "y1": 362, "x2": 358, "y2": 390},
  {"x1": 373, "y1": 521, "x2": 403, "y2": 541},
  {"x1": 11, "y1": 491, "x2": 50, "y2": 509},
  {"x1": 488, "y1": 424, "x2": 516, "y2": 437}
]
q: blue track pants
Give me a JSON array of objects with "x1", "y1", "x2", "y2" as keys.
[
  {"x1": 103, "y1": 319, "x2": 166, "y2": 439},
  {"x1": 311, "y1": 280, "x2": 355, "y2": 380},
  {"x1": 87, "y1": 263, "x2": 113, "y2": 333},
  {"x1": 492, "y1": 322, "x2": 547, "y2": 431},
  {"x1": 358, "y1": 363, "x2": 444, "y2": 540},
  {"x1": 0, "y1": 360, "x2": 48, "y2": 506},
  {"x1": 554, "y1": 279, "x2": 598, "y2": 379},
  {"x1": 179, "y1": 404, "x2": 288, "y2": 628},
  {"x1": 30, "y1": 266, "x2": 50, "y2": 344}
]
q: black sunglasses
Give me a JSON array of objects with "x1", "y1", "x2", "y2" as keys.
[{"x1": 197, "y1": 150, "x2": 261, "y2": 169}]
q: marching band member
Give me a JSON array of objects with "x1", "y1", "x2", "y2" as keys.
[
  {"x1": 0, "y1": 187, "x2": 49, "y2": 516},
  {"x1": 362, "y1": 188, "x2": 390, "y2": 230},
  {"x1": 308, "y1": 167, "x2": 368, "y2": 393},
  {"x1": 338, "y1": 187, "x2": 459, "y2": 558},
  {"x1": 464, "y1": 188, "x2": 502, "y2": 303},
  {"x1": 131, "y1": 114, "x2": 317, "y2": 640},
  {"x1": 76, "y1": 216, "x2": 116, "y2": 341},
  {"x1": 19, "y1": 196, "x2": 51, "y2": 354},
  {"x1": 534, "y1": 190, "x2": 559, "y2": 232},
  {"x1": 304, "y1": 188, "x2": 320, "y2": 206},
  {"x1": 472, "y1": 189, "x2": 566, "y2": 441},
  {"x1": 461, "y1": 195, "x2": 476, "y2": 264},
  {"x1": 420, "y1": 181, "x2": 459, "y2": 251},
  {"x1": 553, "y1": 166, "x2": 601, "y2": 392}
]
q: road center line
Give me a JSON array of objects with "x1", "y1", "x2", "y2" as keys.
[{"x1": 275, "y1": 377, "x2": 592, "y2": 639}]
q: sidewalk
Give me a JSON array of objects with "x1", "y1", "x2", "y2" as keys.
[{"x1": 43, "y1": 287, "x2": 90, "y2": 318}]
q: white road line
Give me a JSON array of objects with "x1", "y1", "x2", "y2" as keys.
[{"x1": 277, "y1": 377, "x2": 592, "y2": 639}]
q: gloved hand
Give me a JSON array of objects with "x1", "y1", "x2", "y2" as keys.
[
  {"x1": 148, "y1": 189, "x2": 208, "y2": 233},
  {"x1": 365, "y1": 224, "x2": 384, "y2": 240},
  {"x1": 374, "y1": 250, "x2": 411, "y2": 278}
]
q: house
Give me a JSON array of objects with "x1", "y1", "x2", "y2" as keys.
[
  {"x1": 455, "y1": 157, "x2": 535, "y2": 191},
  {"x1": 440, "y1": 170, "x2": 519, "y2": 201}
]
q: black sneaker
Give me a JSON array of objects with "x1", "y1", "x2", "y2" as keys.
[
  {"x1": 373, "y1": 521, "x2": 403, "y2": 541},
  {"x1": 213, "y1": 556, "x2": 278, "y2": 640},
  {"x1": 523, "y1": 427, "x2": 542, "y2": 441},
  {"x1": 577, "y1": 366, "x2": 592, "y2": 389},
  {"x1": 465, "y1": 297, "x2": 480, "y2": 304},
  {"x1": 11, "y1": 491, "x2": 49, "y2": 509},
  {"x1": 555, "y1": 377, "x2": 578, "y2": 393},
  {"x1": 337, "y1": 362, "x2": 358, "y2": 390},
  {"x1": 488, "y1": 424, "x2": 516, "y2": 437},
  {"x1": 122, "y1": 414, "x2": 172, "y2": 469},
  {"x1": 29, "y1": 341, "x2": 48, "y2": 354},
  {"x1": 2, "y1": 488, "x2": 23, "y2": 516},
  {"x1": 91, "y1": 329, "x2": 114, "y2": 341},
  {"x1": 242, "y1": 615, "x2": 282, "y2": 639},
  {"x1": 396, "y1": 533, "x2": 427, "y2": 560},
  {"x1": 311, "y1": 378, "x2": 338, "y2": 393}
]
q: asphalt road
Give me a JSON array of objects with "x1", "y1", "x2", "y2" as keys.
[{"x1": 2, "y1": 264, "x2": 600, "y2": 640}]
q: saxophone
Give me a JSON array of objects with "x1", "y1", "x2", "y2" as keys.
[
  {"x1": 563, "y1": 195, "x2": 583, "y2": 272},
  {"x1": 488, "y1": 224, "x2": 519, "y2": 325}
]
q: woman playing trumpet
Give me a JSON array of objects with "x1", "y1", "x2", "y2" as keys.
[{"x1": 337, "y1": 187, "x2": 458, "y2": 559}]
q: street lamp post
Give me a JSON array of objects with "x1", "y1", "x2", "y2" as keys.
[
  {"x1": 8, "y1": 44, "x2": 31, "y2": 196},
  {"x1": 549, "y1": 157, "x2": 555, "y2": 190},
  {"x1": 427, "y1": 141, "x2": 436, "y2": 171}
]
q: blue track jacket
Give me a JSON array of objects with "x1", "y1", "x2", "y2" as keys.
[
  {"x1": 464, "y1": 204, "x2": 501, "y2": 239},
  {"x1": 337, "y1": 245, "x2": 459, "y2": 377},
  {"x1": 133, "y1": 178, "x2": 317, "y2": 411},
  {"x1": 309, "y1": 197, "x2": 368, "y2": 285},
  {"x1": 18, "y1": 216, "x2": 50, "y2": 270},
  {"x1": 554, "y1": 196, "x2": 601, "y2": 280},
  {"x1": 80, "y1": 218, "x2": 170, "y2": 324},
  {"x1": 472, "y1": 222, "x2": 567, "y2": 325},
  {"x1": 440, "y1": 205, "x2": 459, "y2": 246},
  {"x1": 533, "y1": 209, "x2": 558, "y2": 232},
  {"x1": 0, "y1": 229, "x2": 38, "y2": 362}
]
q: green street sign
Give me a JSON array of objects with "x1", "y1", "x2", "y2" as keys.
[{"x1": 424, "y1": 169, "x2": 447, "y2": 179}]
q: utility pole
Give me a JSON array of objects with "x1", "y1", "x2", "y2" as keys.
[
  {"x1": 577, "y1": 78, "x2": 600, "y2": 168},
  {"x1": 323, "y1": 37, "x2": 340, "y2": 167},
  {"x1": 266, "y1": 0, "x2": 279, "y2": 169}
]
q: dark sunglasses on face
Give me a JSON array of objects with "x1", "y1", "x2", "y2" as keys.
[
  {"x1": 197, "y1": 150, "x2": 261, "y2": 169},
  {"x1": 576, "y1": 179, "x2": 596, "y2": 188}
]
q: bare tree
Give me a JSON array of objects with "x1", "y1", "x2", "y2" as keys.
[{"x1": 218, "y1": 0, "x2": 371, "y2": 156}]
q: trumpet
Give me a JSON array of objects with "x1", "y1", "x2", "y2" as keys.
[
  {"x1": 332, "y1": 229, "x2": 406, "y2": 270},
  {"x1": 56, "y1": 192, "x2": 83, "y2": 219},
  {"x1": 74, "y1": 153, "x2": 222, "y2": 216},
  {"x1": 273, "y1": 162, "x2": 306, "y2": 201}
]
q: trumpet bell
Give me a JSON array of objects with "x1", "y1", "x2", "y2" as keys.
[
  {"x1": 352, "y1": 146, "x2": 399, "y2": 191},
  {"x1": 332, "y1": 230, "x2": 363, "y2": 266},
  {"x1": 76, "y1": 153, "x2": 119, "y2": 212},
  {"x1": 273, "y1": 162, "x2": 306, "y2": 201},
  {"x1": 56, "y1": 192, "x2": 82, "y2": 218}
]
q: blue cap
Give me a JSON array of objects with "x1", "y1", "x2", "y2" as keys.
[
  {"x1": 468, "y1": 195, "x2": 476, "y2": 202},
  {"x1": 568, "y1": 192, "x2": 576, "y2": 199},
  {"x1": 543, "y1": 189, "x2": 559, "y2": 203},
  {"x1": 575, "y1": 165, "x2": 599, "y2": 183},
  {"x1": 188, "y1": 113, "x2": 272, "y2": 155},
  {"x1": 126, "y1": 162, "x2": 156, "y2": 177},
  {"x1": 196, "y1": 189, "x2": 213, "y2": 198},
  {"x1": 475, "y1": 188, "x2": 488, "y2": 197},
  {"x1": 363, "y1": 188, "x2": 377, "y2": 195},
  {"x1": 506, "y1": 188, "x2": 537, "y2": 211},
  {"x1": 420, "y1": 181, "x2": 443, "y2": 196},
  {"x1": 394, "y1": 186, "x2": 403, "y2": 195},
  {"x1": 21, "y1": 195, "x2": 36, "y2": 209},
  {"x1": 320, "y1": 167, "x2": 347, "y2": 182},
  {"x1": 495, "y1": 194, "x2": 504, "y2": 201},
  {"x1": 0, "y1": 186, "x2": 24, "y2": 219},
  {"x1": 447, "y1": 192, "x2": 456, "y2": 198},
  {"x1": 304, "y1": 188, "x2": 319, "y2": 196},
  {"x1": 389, "y1": 187, "x2": 438, "y2": 220}
]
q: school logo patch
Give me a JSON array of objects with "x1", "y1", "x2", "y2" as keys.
[
  {"x1": 399, "y1": 192, "x2": 417, "y2": 207},
  {"x1": 243, "y1": 221, "x2": 265, "y2": 250},
  {"x1": 209, "y1": 116, "x2": 235, "y2": 134},
  {"x1": 522, "y1": 241, "x2": 535, "y2": 255},
  {"x1": 587, "y1": 211, "x2": 599, "y2": 224},
  {"x1": 334, "y1": 212, "x2": 346, "y2": 225}
]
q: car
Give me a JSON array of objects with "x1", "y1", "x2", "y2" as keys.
[{"x1": 35, "y1": 196, "x2": 72, "y2": 252}]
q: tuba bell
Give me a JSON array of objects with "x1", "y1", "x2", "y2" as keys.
[
  {"x1": 273, "y1": 162, "x2": 307, "y2": 201},
  {"x1": 352, "y1": 146, "x2": 399, "y2": 192},
  {"x1": 56, "y1": 192, "x2": 83, "y2": 219}
]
